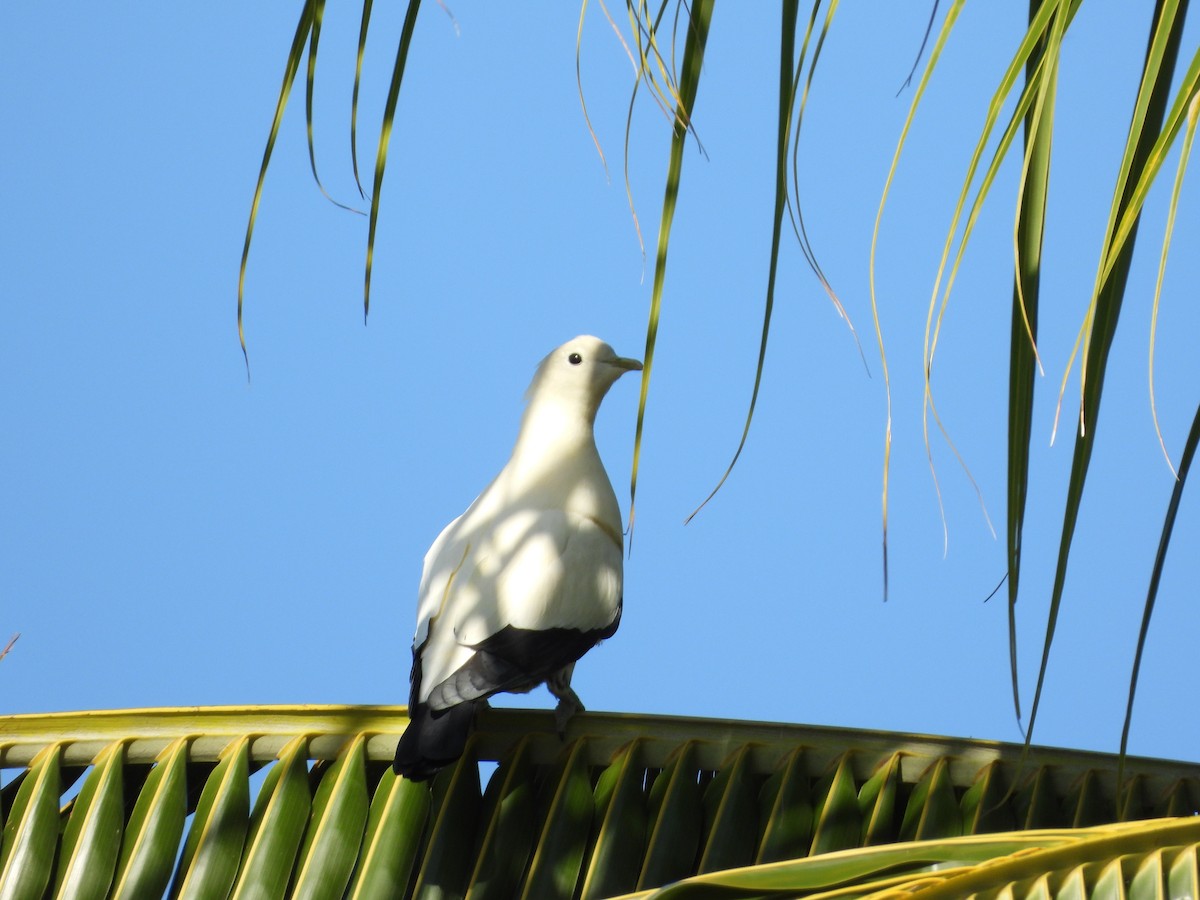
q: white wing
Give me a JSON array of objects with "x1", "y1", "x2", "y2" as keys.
[{"x1": 412, "y1": 504, "x2": 622, "y2": 706}]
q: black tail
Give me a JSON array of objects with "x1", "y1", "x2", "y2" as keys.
[{"x1": 393, "y1": 701, "x2": 477, "y2": 781}]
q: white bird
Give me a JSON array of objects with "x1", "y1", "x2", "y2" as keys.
[{"x1": 393, "y1": 335, "x2": 642, "y2": 780}]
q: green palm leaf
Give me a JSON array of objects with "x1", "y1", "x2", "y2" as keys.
[
  {"x1": 629, "y1": 0, "x2": 714, "y2": 534},
  {"x1": 111, "y1": 738, "x2": 188, "y2": 900},
  {"x1": 345, "y1": 766, "x2": 429, "y2": 899},
  {"x1": 169, "y1": 736, "x2": 249, "y2": 899},
  {"x1": 236, "y1": 0, "x2": 316, "y2": 376},
  {"x1": 230, "y1": 735, "x2": 311, "y2": 899},
  {"x1": 52, "y1": 741, "x2": 125, "y2": 900},
  {"x1": 1006, "y1": 0, "x2": 1060, "y2": 725},
  {"x1": 292, "y1": 734, "x2": 369, "y2": 899},
  {"x1": 522, "y1": 737, "x2": 594, "y2": 900},
  {"x1": 1024, "y1": 0, "x2": 1191, "y2": 753},
  {"x1": 580, "y1": 740, "x2": 648, "y2": 899},
  {"x1": 4, "y1": 705, "x2": 1200, "y2": 897},
  {"x1": 0, "y1": 743, "x2": 61, "y2": 900}
]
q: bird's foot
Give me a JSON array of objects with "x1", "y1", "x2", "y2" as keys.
[
  {"x1": 547, "y1": 665, "x2": 583, "y2": 738},
  {"x1": 552, "y1": 690, "x2": 584, "y2": 738}
]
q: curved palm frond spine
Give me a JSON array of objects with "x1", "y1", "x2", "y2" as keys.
[{"x1": 4, "y1": 706, "x2": 1200, "y2": 898}]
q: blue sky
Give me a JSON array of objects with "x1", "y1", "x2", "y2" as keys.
[{"x1": 3, "y1": 3, "x2": 1198, "y2": 767}]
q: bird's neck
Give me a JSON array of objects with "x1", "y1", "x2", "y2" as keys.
[{"x1": 507, "y1": 399, "x2": 598, "y2": 482}]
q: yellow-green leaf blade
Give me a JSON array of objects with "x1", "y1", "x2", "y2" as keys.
[
  {"x1": 112, "y1": 738, "x2": 189, "y2": 900},
  {"x1": 638, "y1": 740, "x2": 703, "y2": 890},
  {"x1": 756, "y1": 747, "x2": 812, "y2": 863},
  {"x1": 579, "y1": 740, "x2": 647, "y2": 900},
  {"x1": 629, "y1": 0, "x2": 714, "y2": 532},
  {"x1": 170, "y1": 737, "x2": 250, "y2": 900},
  {"x1": 229, "y1": 735, "x2": 312, "y2": 900},
  {"x1": 0, "y1": 743, "x2": 62, "y2": 900},
  {"x1": 467, "y1": 737, "x2": 536, "y2": 900},
  {"x1": 236, "y1": 0, "x2": 315, "y2": 374},
  {"x1": 53, "y1": 741, "x2": 126, "y2": 900},
  {"x1": 810, "y1": 752, "x2": 861, "y2": 856},
  {"x1": 520, "y1": 739, "x2": 594, "y2": 900},
  {"x1": 696, "y1": 744, "x2": 758, "y2": 874},
  {"x1": 292, "y1": 734, "x2": 369, "y2": 900},
  {"x1": 411, "y1": 743, "x2": 483, "y2": 900},
  {"x1": 363, "y1": 0, "x2": 422, "y2": 320},
  {"x1": 345, "y1": 765, "x2": 429, "y2": 900}
]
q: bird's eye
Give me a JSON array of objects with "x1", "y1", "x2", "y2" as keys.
[{"x1": 568, "y1": 352, "x2": 583, "y2": 365}]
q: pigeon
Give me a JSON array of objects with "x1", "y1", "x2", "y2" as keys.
[{"x1": 393, "y1": 335, "x2": 642, "y2": 780}]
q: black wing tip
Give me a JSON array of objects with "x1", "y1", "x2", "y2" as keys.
[
  {"x1": 391, "y1": 754, "x2": 443, "y2": 781},
  {"x1": 393, "y1": 701, "x2": 477, "y2": 780}
]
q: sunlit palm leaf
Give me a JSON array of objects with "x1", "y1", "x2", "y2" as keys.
[
  {"x1": 292, "y1": 734, "x2": 369, "y2": 899},
  {"x1": 409, "y1": 740, "x2": 482, "y2": 898},
  {"x1": 344, "y1": 766, "x2": 428, "y2": 898},
  {"x1": 1088, "y1": 29, "x2": 1199, "y2": 317},
  {"x1": 363, "y1": 0, "x2": 422, "y2": 322},
  {"x1": 1119, "y1": 400, "x2": 1200, "y2": 778},
  {"x1": 786, "y1": 1, "x2": 843, "y2": 304},
  {"x1": 624, "y1": 1, "x2": 690, "y2": 126},
  {"x1": 0, "y1": 743, "x2": 61, "y2": 900},
  {"x1": 918, "y1": 1, "x2": 1067, "y2": 557},
  {"x1": 611, "y1": 818, "x2": 1200, "y2": 899},
  {"x1": 349, "y1": 1, "x2": 375, "y2": 202},
  {"x1": 521, "y1": 737, "x2": 594, "y2": 900},
  {"x1": 687, "y1": 0, "x2": 808, "y2": 523},
  {"x1": 1006, "y1": 0, "x2": 1061, "y2": 733},
  {"x1": 899, "y1": 757, "x2": 960, "y2": 842},
  {"x1": 1024, "y1": 0, "x2": 1189, "y2": 753},
  {"x1": 229, "y1": 735, "x2": 310, "y2": 899},
  {"x1": 810, "y1": 752, "x2": 862, "y2": 855},
  {"x1": 579, "y1": 739, "x2": 647, "y2": 899},
  {"x1": 870, "y1": 0, "x2": 969, "y2": 598},
  {"x1": 111, "y1": 738, "x2": 187, "y2": 900},
  {"x1": 696, "y1": 744, "x2": 757, "y2": 874},
  {"x1": 168, "y1": 736, "x2": 249, "y2": 899},
  {"x1": 4, "y1": 706, "x2": 1200, "y2": 898},
  {"x1": 628, "y1": 0, "x2": 713, "y2": 534},
  {"x1": 52, "y1": 741, "x2": 124, "y2": 900},
  {"x1": 638, "y1": 739, "x2": 702, "y2": 889},
  {"x1": 1149, "y1": 85, "x2": 1200, "y2": 472},
  {"x1": 469, "y1": 735, "x2": 536, "y2": 899},
  {"x1": 302, "y1": 1, "x2": 366, "y2": 217},
  {"x1": 857, "y1": 751, "x2": 900, "y2": 846},
  {"x1": 236, "y1": 0, "x2": 316, "y2": 376},
  {"x1": 757, "y1": 746, "x2": 813, "y2": 861}
]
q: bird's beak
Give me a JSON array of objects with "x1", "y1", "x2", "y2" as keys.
[{"x1": 610, "y1": 356, "x2": 643, "y2": 373}]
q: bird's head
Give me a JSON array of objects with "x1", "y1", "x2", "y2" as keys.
[{"x1": 526, "y1": 335, "x2": 642, "y2": 423}]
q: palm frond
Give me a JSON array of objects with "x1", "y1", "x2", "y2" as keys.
[
  {"x1": 363, "y1": 0, "x2": 422, "y2": 322},
  {"x1": 236, "y1": 0, "x2": 317, "y2": 376},
  {"x1": 685, "y1": 0, "x2": 803, "y2": 525},
  {"x1": 1024, "y1": 0, "x2": 1190, "y2": 753},
  {"x1": 3, "y1": 705, "x2": 1200, "y2": 898},
  {"x1": 614, "y1": 818, "x2": 1200, "y2": 899},
  {"x1": 628, "y1": 0, "x2": 713, "y2": 538},
  {"x1": 1119, "y1": 399, "x2": 1200, "y2": 779},
  {"x1": 1006, "y1": 0, "x2": 1061, "y2": 733}
]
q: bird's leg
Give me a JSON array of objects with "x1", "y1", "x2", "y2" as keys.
[{"x1": 546, "y1": 664, "x2": 584, "y2": 737}]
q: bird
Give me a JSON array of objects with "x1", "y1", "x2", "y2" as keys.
[{"x1": 393, "y1": 335, "x2": 642, "y2": 781}]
